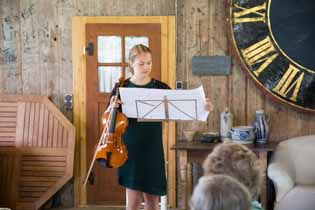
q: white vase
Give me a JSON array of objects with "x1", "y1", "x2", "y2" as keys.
[{"x1": 220, "y1": 108, "x2": 233, "y2": 140}]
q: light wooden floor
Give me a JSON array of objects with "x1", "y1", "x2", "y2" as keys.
[
  {"x1": 50, "y1": 207, "x2": 125, "y2": 210},
  {"x1": 49, "y1": 207, "x2": 179, "y2": 210}
]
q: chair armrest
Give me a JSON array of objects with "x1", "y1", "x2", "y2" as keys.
[{"x1": 267, "y1": 162, "x2": 295, "y2": 202}]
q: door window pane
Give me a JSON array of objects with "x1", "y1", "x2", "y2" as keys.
[
  {"x1": 125, "y1": 36, "x2": 149, "y2": 62},
  {"x1": 98, "y1": 36, "x2": 122, "y2": 63},
  {"x1": 98, "y1": 66, "x2": 122, "y2": 93}
]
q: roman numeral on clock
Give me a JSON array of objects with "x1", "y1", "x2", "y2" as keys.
[
  {"x1": 233, "y1": 2, "x2": 267, "y2": 23},
  {"x1": 273, "y1": 64, "x2": 305, "y2": 102},
  {"x1": 241, "y1": 36, "x2": 278, "y2": 77}
]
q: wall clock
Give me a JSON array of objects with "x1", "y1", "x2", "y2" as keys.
[{"x1": 227, "y1": 0, "x2": 315, "y2": 112}]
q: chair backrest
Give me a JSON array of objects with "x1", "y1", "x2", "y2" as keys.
[{"x1": 283, "y1": 135, "x2": 315, "y2": 185}]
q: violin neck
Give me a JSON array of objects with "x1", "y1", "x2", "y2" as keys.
[
  {"x1": 108, "y1": 80, "x2": 122, "y2": 133},
  {"x1": 108, "y1": 107, "x2": 117, "y2": 133}
]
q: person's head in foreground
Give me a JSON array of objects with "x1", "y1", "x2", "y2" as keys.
[
  {"x1": 203, "y1": 142, "x2": 263, "y2": 200},
  {"x1": 190, "y1": 174, "x2": 251, "y2": 210}
]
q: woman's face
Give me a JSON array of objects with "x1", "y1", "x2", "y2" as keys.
[{"x1": 131, "y1": 52, "x2": 152, "y2": 78}]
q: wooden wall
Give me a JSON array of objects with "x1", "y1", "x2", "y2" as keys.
[
  {"x1": 2, "y1": 0, "x2": 313, "y2": 146},
  {"x1": 0, "y1": 0, "x2": 176, "y2": 207},
  {"x1": 176, "y1": 0, "x2": 315, "y2": 141},
  {"x1": 0, "y1": 0, "x2": 175, "y2": 114},
  {"x1": 1, "y1": 0, "x2": 315, "y2": 207}
]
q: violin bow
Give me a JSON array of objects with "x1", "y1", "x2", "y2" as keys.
[
  {"x1": 83, "y1": 77, "x2": 125, "y2": 186},
  {"x1": 83, "y1": 104, "x2": 114, "y2": 186}
]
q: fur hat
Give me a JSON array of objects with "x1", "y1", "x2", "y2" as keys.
[{"x1": 203, "y1": 142, "x2": 263, "y2": 200}]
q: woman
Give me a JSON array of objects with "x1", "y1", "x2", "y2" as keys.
[{"x1": 109, "y1": 44, "x2": 212, "y2": 210}]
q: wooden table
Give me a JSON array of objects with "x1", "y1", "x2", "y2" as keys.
[{"x1": 171, "y1": 141, "x2": 278, "y2": 210}]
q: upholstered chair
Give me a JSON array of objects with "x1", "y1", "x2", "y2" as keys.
[{"x1": 268, "y1": 135, "x2": 315, "y2": 210}]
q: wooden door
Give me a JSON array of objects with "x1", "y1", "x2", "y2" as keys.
[{"x1": 85, "y1": 24, "x2": 161, "y2": 205}]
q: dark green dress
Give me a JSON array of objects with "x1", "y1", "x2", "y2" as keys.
[{"x1": 113, "y1": 78, "x2": 170, "y2": 196}]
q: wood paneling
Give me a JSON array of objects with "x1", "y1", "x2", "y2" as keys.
[
  {"x1": 0, "y1": 0, "x2": 175, "y2": 112},
  {"x1": 175, "y1": 0, "x2": 315, "y2": 143},
  {"x1": 175, "y1": 1, "x2": 315, "y2": 208},
  {"x1": 1, "y1": 0, "x2": 175, "y2": 207},
  {"x1": 0, "y1": 102, "x2": 17, "y2": 147},
  {"x1": 1, "y1": 0, "x2": 315, "y2": 208},
  {"x1": 0, "y1": 95, "x2": 75, "y2": 210},
  {"x1": 0, "y1": 153, "x2": 15, "y2": 207},
  {"x1": 11, "y1": 101, "x2": 68, "y2": 148}
]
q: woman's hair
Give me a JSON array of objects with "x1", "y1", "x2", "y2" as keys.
[
  {"x1": 190, "y1": 174, "x2": 251, "y2": 210},
  {"x1": 203, "y1": 142, "x2": 263, "y2": 200},
  {"x1": 128, "y1": 44, "x2": 152, "y2": 74}
]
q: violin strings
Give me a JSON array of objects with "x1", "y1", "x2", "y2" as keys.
[
  {"x1": 100, "y1": 105, "x2": 114, "y2": 145},
  {"x1": 84, "y1": 90, "x2": 122, "y2": 185}
]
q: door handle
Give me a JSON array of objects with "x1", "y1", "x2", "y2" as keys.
[{"x1": 85, "y1": 42, "x2": 94, "y2": 56}]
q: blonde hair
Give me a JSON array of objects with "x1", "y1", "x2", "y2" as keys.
[
  {"x1": 203, "y1": 142, "x2": 263, "y2": 200},
  {"x1": 128, "y1": 44, "x2": 152, "y2": 74},
  {"x1": 190, "y1": 175, "x2": 251, "y2": 210}
]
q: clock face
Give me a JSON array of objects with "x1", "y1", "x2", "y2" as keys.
[{"x1": 228, "y1": 0, "x2": 315, "y2": 112}]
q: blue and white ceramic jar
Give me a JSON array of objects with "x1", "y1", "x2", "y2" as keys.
[
  {"x1": 254, "y1": 110, "x2": 269, "y2": 144},
  {"x1": 229, "y1": 126, "x2": 255, "y2": 144}
]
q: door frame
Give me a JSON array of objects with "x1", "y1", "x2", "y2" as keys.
[{"x1": 72, "y1": 16, "x2": 176, "y2": 207}]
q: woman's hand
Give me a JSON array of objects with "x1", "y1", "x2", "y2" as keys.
[
  {"x1": 204, "y1": 98, "x2": 213, "y2": 112},
  {"x1": 104, "y1": 96, "x2": 122, "y2": 114},
  {"x1": 110, "y1": 96, "x2": 122, "y2": 108}
]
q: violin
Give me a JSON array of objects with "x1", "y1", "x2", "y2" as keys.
[
  {"x1": 95, "y1": 82, "x2": 128, "y2": 168},
  {"x1": 84, "y1": 77, "x2": 128, "y2": 185}
]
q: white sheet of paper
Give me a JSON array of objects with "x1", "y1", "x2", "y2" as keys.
[{"x1": 119, "y1": 86, "x2": 209, "y2": 121}]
